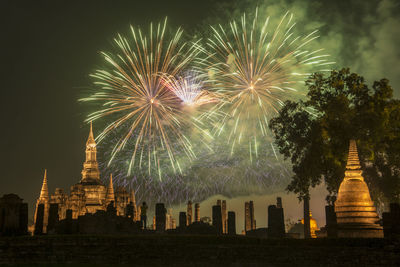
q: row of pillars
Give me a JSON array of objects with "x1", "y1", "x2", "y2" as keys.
[{"x1": 34, "y1": 200, "x2": 137, "y2": 235}]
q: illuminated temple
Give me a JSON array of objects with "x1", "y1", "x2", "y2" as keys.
[
  {"x1": 34, "y1": 123, "x2": 138, "y2": 233},
  {"x1": 334, "y1": 140, "x2": 383, "y2": 238},
  {"x1": 301, "y1": 211, "x2": 319, "y2": 238}
]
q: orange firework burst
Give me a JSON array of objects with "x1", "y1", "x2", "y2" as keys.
[{"x1": 80, "y1": 18, "x2": 201, "y2": 177}]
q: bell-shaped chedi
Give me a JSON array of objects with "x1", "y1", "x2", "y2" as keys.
[
  {"x1": 334, "y1": 140, "x2": 383, "y2": 238},
  {"x1": 301, "y1": 211, "x2": 319, "y2": 238}
]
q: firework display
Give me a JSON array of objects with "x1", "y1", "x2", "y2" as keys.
[
  {"x1": 197, "y1": 9, "x2": 332, "y2": 159},
  {"x1": 98, "y1": 137, "x2": 291, "y2": 208},
  {"x1": 82, "y1": 10, "x2": 332, "y2": 204},
  {"x1": 80, "y1": 18, "x2": 200, "y2": 178},
  {"x1": 160, "y1": 71, "x2": 216, "y2": 108}
]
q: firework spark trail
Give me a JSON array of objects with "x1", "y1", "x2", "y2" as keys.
[
  {"x1": 196, "y1": 9, "x2": 334, "y2": 159},
  {"x1": 97, "y1": 126, "x2": 290, "y2": 208},
  {"x1": 81, "y1": 10, "x2": 335, "y2": 206},
  {"x1": 101, "y1": 158, "x2": 289, "y2": 208},
  {"x1": 80, "y1": 18, "x2": 201, "y2": 177},
  {"x1": 160, "y1": 71, "x2": 215, "y2": 107}
]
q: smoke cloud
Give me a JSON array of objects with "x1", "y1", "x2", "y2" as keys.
[{"x1": 207, "y1": 0, "x2": 400, "y2": 96}]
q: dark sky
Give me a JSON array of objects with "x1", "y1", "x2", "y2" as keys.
[
  {"x1": 1, "y1": 0, "x2": 399, "y2": 218},
  {"x1": 0, "y1": 0, "x2": 231, "y2": 213}
]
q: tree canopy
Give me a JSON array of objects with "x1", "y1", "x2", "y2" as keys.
[{"x1": 269, "y1": 68, "x2": 400, "y2": 203}]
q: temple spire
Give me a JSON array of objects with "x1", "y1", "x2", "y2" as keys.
[
  {"x1": 39, "y1": 169, "x2": 49, "y2": 200},
  {"x1": 86, "y1": 121, "x2": 96, "y2": 146},
  {"x1": 105, "y1": 173, "x2": 115, "y2": 204},
  {"x1": 81, "y1": 122, "x2": 101, "y2": 183},
  {"x1": 344, "y1": 140, "x2": 363, "y2": 180}
]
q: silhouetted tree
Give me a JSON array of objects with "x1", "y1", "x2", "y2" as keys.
[{"x1": 270, "y1": 68, "x2": 400, "y2": 235}]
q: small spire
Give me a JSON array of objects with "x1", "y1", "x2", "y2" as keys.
[
  {"x1": 90, "y1": 121, "x2": 93, "y2": 137},
  {"x1": 344, "y1": 140, "x2": 363, "y2": 180},
  {"x1": 39, "y1": 169, "x2": 49, "y2": 200},
  {"x1": 346, "y1": 140, "x2": 361, "y2": 169},
  {"x1": 106, "y1": 173, "x2": 115, "y2": 203},
  {"x1": 86, "y1": 121, "x2": 96, "y2": 146}
]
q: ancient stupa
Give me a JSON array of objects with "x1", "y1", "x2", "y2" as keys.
[
  {"x1": 301, "y1": 211, "x2": 319, "y2": 238},
  {"x1": 334, "y1": 140, "x2": 383, "y2": 238}
]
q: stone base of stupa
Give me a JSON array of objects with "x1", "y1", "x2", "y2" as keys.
[{"x1": 337, "y1": 224, "x2": 383, "y2": 238}]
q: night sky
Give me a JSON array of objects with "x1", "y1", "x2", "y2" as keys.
[
  {"x1": 1, "y1": 0, "x2": 399, "y2": 228},
  {"x1": 1, "y1": 0, "x2": 226, "y2": 211}
]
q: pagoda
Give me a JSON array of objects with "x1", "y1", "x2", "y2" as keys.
[
  {"x1": 334, "y1": 140, "x2": 383, "y2": 238},
  {"x1": 33, "y1": 123, "x2": 137, "y2": 233}
]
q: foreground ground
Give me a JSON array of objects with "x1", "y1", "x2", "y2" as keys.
[{"x1": 0, "y1": 235, "x2": 399, "y2": 266}]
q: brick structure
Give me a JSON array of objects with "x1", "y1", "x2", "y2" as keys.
[
  {"x1": 325, "y1": 205, "x2": 337, "y2": 238},
  {"x1": 222, "y1": 200, "x2": 227, "y2": 234},
  {"x1": 245, "y1": 201, "x2": 255, "y2": 233},
  {"x1": 179, "y1": 212, "x2": 187, "y2": 229},
  {"x1": 156, "y1": 203, "x2": 166, "y2": 232},
  {"x1": 187, "y1": 201, "x2": 193, "y2": 226},
  {"x1": 383, "y1": 203, "x2": 400, "y2": 239},
  {"x1": 47, "y1": 203, "x2": 59, "y2": 233},
  {"x1": 0, "y1": 194, "x2": 28, "y2": 236},
  {"x1": 34, "y1": 204, "x2": 44, "y2": 235},
  {"x1": 335, "y1": 140, "x2": 383, "y2": 238},
  {"x1": 267, "y1": 197, "x2": 285, "y2": 238},
  {"x1": 194, "y1": 203, "x2": 200, "y2": 222},
  {"x1": 227, "y1": 211, "x2": 236, "y2": 235},
  {"x1": 33, "y1": 123, "x2": 136, "y2": 232},
  {"x1": 212, "y1": 205, "x2": 222, "y2": 234}
]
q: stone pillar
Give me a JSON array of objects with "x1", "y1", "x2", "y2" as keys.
[
  {"x1": 155, "y1": 203, "x2": 166, "y2": 232},
  {"x1": 245, "y1": 201, "x2": 255, "y2": 232},
  {"x1": 303, "y1": 197, "x2": 311, "y2": 239},
  {"x1": 0, "y1": 206, "x2": 3, "y2": 233},
  {"x1": 106, "y1": 201, "x2": 116, "y2": 215},
  {"x1": 390, "y1": 203, "x2": 400, "y2": 238},
  {"x1": 47, "y1": 203, "x2": 59, "y2": 233},
  {"x1": 65, "y1": 209, "x2": 73, "y2": 234},
  {"x1": 194, "y1": 203, "x2": 200, "y2": 222},
  {"x1": 382, "y1": 212, "x2": 390, "y2": 238},
  {"x1": 34, "y1": 204, "x2": 44, "y2": 235},
  {"x1": 227, "y1": 211, "x2": 236, "y2": 235},
  {"x1": 383, "y1": 203, "x2": 400, "y2": 239},
  {"x1": 222, "y1": 200, "x2": 227, "y2": 233},
  {"x1": 268, "y1": 198, "x2": 285, "y2": 238},
  {"x1": 245, "y1": 202, "x2": 251, "y2": 232},
  {"x1": 186, "y1": 201, "x2": 192, "y2": 226},
  {"x1": 19, "y1": 203, "x2": 28, "y2": 235},
  {"x1": 325, "y1": 205, "x2": 337, "y2": 238},
  {"x1": 126, "y1": 202, "x2": 134, "y2": 219},
  {"x1": 179, "y1": 212, "x2": 187, "y2": 229},
  {"x1": 249, "y1": 201, "x2": 255, "y2": 230},
  {"x1": 166, "y1": 208, "x2": 173, "y2": 230},
  {"x1": 212, "y1": 205, "x2": 222, "y2": 234}
]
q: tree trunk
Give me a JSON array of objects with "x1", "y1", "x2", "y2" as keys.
[{"x1": 303, "y1": 196, "x2": 311, "y2": 239}]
